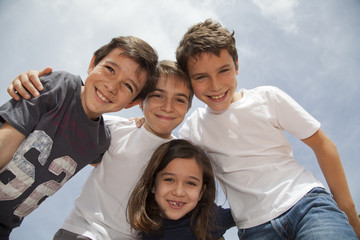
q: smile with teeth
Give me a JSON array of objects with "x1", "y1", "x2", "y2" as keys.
[
  {"x1": 96, "y1": 89, "x2": 111, "y2": 103},
  {"x1": 168, "y1": 200, "x2": 184, "y2": 207},
  {"x1": 208, "y1": 90, "x2": 227, "y2": 100}
]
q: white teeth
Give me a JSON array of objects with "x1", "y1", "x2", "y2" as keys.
[
  {"x1": 169, "y1": 201, "x2": 184, "y2": 207},
  {"x1": 211, "y1": 93, "x2": 225, "y2": 100},
  {"x1": 97, "y1": 90, "x2": 110, "y2": 102}
]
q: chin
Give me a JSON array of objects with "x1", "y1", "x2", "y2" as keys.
[{"x1": 166, "y1": 214, "x2": 184, "y2": 220}]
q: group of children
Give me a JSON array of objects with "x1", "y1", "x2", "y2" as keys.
[{"x1": 1, "y1": 19, "x2": 359, "y2": 239}]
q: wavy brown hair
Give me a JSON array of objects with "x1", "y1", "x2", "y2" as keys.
[{"x1": 127, "y1": 139, "x2": 216, "y2": 240}]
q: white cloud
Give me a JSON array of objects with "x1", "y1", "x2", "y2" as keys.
[
  {"x1": 252, "y1": 0, "x2": 299, "y2": 33},
  {"x1": 1, "y1": 1, "x2": 359, "y2": 239}
]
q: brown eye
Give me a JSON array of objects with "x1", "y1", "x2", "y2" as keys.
[
  {"x1": 124, "y1": 83, "x2": 134, "y2": 94},
  {"x1": 219, "y1": 69, "x2": 229, "y2": 74}
]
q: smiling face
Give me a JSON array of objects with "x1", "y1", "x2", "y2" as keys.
[
  {"x1": 141, "y1": 75, "x2": 190, "y2": 139},
  {"x1": 81, "y1": 48, "x2": 147, "y2": 120},
  {"x1": 187, "y1": 49, "x2": 240, "y2": 112},
  {"x1": 154, "y1": 157, "x2": 204, "y2": 220}
]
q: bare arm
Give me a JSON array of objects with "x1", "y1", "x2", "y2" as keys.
[
  {"x1": 0, "y1": 122, "x2": 26, "y2": 169},
  {"x1": 302, "y1": 129, "x2": 360, "y2": 237},
  {"x1": 8, "y1": 67, "x2": 52, "y2": 100}
]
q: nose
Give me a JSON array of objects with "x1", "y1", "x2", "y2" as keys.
[
  {"x1": 104, "y1": 81, "x2": 119, "y2": 95},
  {"x1": 209, "y1": 77, "x2": 221, "y2": 92},
  {"x1": 172, "y1": 183, "x2": 185, "y2": 197},
  {"x1": 160, "y1": 98, "x2": 173, "y2": 112}
]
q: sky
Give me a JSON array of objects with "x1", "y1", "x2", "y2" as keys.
[{"x1": 0, "y1": 0, "x2": 359, "y2": 239}]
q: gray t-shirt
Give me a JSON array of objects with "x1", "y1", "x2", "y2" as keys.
[{"x1": 0, "y1": 71, "x2": 110, "y2": 236}]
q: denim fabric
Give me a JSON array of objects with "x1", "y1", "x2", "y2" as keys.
[{"x1": 237, "y1": 188, "x2": 357, "y2": 240}]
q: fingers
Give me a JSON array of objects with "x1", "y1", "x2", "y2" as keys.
[
  {"x1": 19, "y1": 72, "x2": 40, "y2": 98},
  {"x1": 7, "y1": 82, "x2": 21, "y2": 101},
  {"x1": 28, "y1": 67, "x2": 52, "y2": 92},
  {"x1": 7, "y1": 67, "x2": 52, "y2": 101},
  {"x1": 40, "y1": 67, "x2": 52, "y2": 76},
  {"x1": 129, "y1": 117, "x2": 145, "y2": 128},
  {"x1": 10, "y1": 73, "x2": 33, "y2": 100}
]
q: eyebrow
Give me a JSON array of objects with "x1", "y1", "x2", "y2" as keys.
[
  {"x1": 105, "y1": 60, "x2": 140, "y2": 93},
  {"x1": 153, "y1": 88, "x2": 189, "y2": 99},
  {"x1": 161, "y1": 172, "x2": 201, "y2": 183}
]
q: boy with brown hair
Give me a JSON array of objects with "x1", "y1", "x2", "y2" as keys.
[
  {"x1": 0, "y1": 36, "x2": 158, "y2": 239},
  {"x1": 176, "y1": 19, "x2": 359, "y2": 239}
]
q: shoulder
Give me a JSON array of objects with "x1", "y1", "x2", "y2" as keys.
[
  {"x1": 103, "y1": 114, "x2": 128, "y2": 124},
  {"x1": 103, "y1": 114, "x2": 136, "y2": 132},
  {"x1": 186, "y1": 107, "x2": 207, "y2": 121},
  {"x1": 180, "y1": 107, "x2": 206, "y2": 130},
  {"x1": 247, "y1": 86, "x2": 290, "y2": 102},
  {"x1": 40, "y1": 71, "x2": 82, "y2": 92},
  {"x1": 250, "y1": 86, "x2": 284, "y2": 96}
]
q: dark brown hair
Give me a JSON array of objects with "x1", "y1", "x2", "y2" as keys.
[
  {"x1": 127, "y1": 139, "x2": 216, "y2": 240},
  {"x1": 93, "y1": 36, "x2": 158, "y2": 101}
]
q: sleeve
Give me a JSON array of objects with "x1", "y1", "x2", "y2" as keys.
[
  {"x1": 269, "y1": 87, "x2": 321, "y2": 139},
  {"x1": 209, "y1": 204, "x2": 236, "y2": 238},
  {"x1": 0, "y1": 71, "x2": 78, "y2": 136}
]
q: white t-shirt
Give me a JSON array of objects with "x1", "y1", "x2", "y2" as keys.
[
  {"x1": 179, "y1": 86, "x2": 324, "y2": 229},
  {"x1": 61, "y1": 115, "x2": 173, "y2": 240}
]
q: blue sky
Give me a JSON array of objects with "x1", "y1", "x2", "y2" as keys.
[{"x1": 0, "y1": 0, "x2": 359, "y2": 239}]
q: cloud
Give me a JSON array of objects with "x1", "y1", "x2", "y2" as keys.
[
  {"x1": 1, "y1": 1, "x2": 359, "y2": 239},
  {"x1": 252, "y1": 0, "x2": 299, "y2": 33}
]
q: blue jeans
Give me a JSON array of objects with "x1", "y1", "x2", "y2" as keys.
[{"x1": 237, "y1": 188, "x2": 357, "y2": 240}]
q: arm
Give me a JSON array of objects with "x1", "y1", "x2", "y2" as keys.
[
  {"x1": 8, "y1": 67, "x2": 52, "y2": 100},
  {"x1": 302, "y1": 129, "x2": 360, "y2": 237},
  {"x1": 210, "y1": 204, "x2": 236, "y2": 238},
  {"x1": 0, "y1": 122, "x2": 26, "y2": 169}
]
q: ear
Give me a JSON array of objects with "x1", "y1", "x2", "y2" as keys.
[
  {"x1": 235, "y1": 60, "x2": 239, "y2": 75},
  {"x1": 87, "y1": 56, "x2": 96, "y2": 74},
  {"x1": 125, "y1": 99, "x2": 142, "y2": 109}
]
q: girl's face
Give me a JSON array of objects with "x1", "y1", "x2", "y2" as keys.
[{"x1": 154, "y1": 157, "x2": 204, "y2": 220}]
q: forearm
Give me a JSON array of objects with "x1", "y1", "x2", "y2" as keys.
[
  {"x1": 318, "y1": 151, "x2": 359, "y2": 236},
  {"x1": 0, "y1": 145, "x2": 14, "y2": 169},
  {"x1": 0, "y1": 122, "x2": 25, "y2": 169},
  {"x1": 304, "y1": 130, "x2": 360, "y2": 237}
]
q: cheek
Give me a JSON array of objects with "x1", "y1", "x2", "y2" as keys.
[
  {"x1": 154, "y1": 181, "x2": 166, "y2": 198},
  {"x1": 175, "y1": 105, "x2": 188, "y2": 117},
  {"x1": 142, "y1": 105, "x2": 154, "y2": 122},
  {"x1": 154, "y1": 184, "x2": 169, "y2": 208},
  {"x1": 228, "y1": 75, "x2": 238, "y2": 88},
  {"x1": 189, "y1": 188, "x2": 203, "y2": 202},
  {"x1": 190, "y1": 81, "x2": 203, "y2": 94}
]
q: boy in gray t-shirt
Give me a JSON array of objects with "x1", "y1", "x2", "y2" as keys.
[{"x1": 0, "y1": 36, "x2": 158, "y2": 239}]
